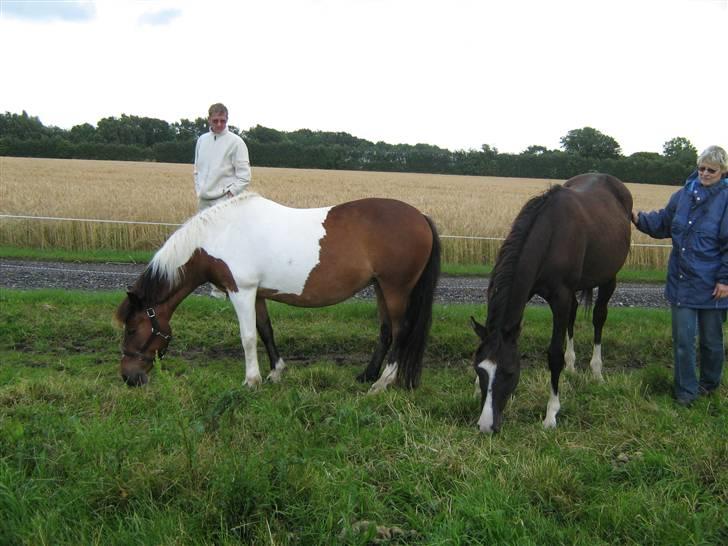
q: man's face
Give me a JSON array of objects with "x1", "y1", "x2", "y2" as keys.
[{"x1": 209, "y1": 112, "x2": 228, "y2": 134}]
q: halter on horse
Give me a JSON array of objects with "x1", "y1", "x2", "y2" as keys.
[
  {"x1": 471, "y1": 173, "x2": 633, "y2": 432},
  {"x1": 115, "y1": 192, "x2": 440, "y2": 391}
]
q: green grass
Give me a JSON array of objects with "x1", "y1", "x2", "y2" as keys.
[{"x1": 1, "y1": 289, "x2": 725, "y2": 545}]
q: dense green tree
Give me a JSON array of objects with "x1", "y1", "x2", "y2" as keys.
[
  {"x1": 522, "y1": 145, "x2": 549, "y2": 155},
  {"x1": 0, "y1": 110, "x2": 691, "y2": 183},
  {"x1": 246, "y1": 125, "x2": 285, "y2": 144},
  {"x1": 663, "y1": 137, "x2": 697, "y2": 166},
  {"x1": 560, "y1": 127, "x2": 621, "y2": 159},
  {"x1": 0, "y1": 111, "x2": 58, "y2": 139}
]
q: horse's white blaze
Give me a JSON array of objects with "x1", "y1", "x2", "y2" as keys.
[
  {"x1": 266, "y1": 358, "x2": 286, "y2": 383},
  {"x1": 543, "y1": 387, "x2": 560, "y2": 429},
  {"x1": 564, "y1": 335, "x2": 576, "y2": 371},
  {"x1": 590, "y1": 343, "x2": 604, "y2": 381},
  {"x1": 368, "y1": 362, "x2": 398, "y2": 394},
  {"x1": 477, "y1": 360, "x2": 497, "y2": 433},
  {"x1": 151, "y1": 192, "x2": 331, "y2": 295}
]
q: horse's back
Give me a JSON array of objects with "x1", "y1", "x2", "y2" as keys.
[
  {"x1": 321, "y1": 198, "x2": 434, "y2": 272},
  {"x1": 539, "y1": 174, "x2": 632, "y2": 287},
  {"x1": 563, "y1": 173, "x2": 633, "y2": 216}
]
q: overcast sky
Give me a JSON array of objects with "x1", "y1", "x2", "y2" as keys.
[{"x1": 1, "y1": 0, "x2": 725, "y2": 155}]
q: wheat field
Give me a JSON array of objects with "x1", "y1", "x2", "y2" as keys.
[{"x1": 0, "y1": 156, "x2": 675, "y2": 267}]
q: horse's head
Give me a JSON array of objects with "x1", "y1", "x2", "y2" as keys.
[
  {"x1": 115, "y1": 288, "x2": 173, "y2": 387},
  {"x1": 470, "y1": 317, "x2": 521, "y2": 433}
]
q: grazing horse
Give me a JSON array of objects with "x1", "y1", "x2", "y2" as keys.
[
  {"x1": 115, "y1": 192, "x2": 440, "y2": 392},
  {"x1": 470, "y1": 173, "x2": 632, "y2": 433}
]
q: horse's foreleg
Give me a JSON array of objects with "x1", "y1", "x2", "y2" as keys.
[
  {"x1": 591, "y1": 279, "x2": 616, "y2": 382},
  {"x1": 544, "y1": 294, "x2": 570, "y2": 429},
  {"x1": 229, "y1": 288, "x2": 263, "y2": 388},
  {"x1": 564, "y1": 295, "x2": 578, "y2": 372},
  {"x1": 255, "y1": 298, "x2": 286, "y2": 383}
]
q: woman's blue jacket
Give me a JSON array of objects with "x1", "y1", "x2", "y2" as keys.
[{"x1": 636, "y1": 171, "x2": 728, "y2": 308}]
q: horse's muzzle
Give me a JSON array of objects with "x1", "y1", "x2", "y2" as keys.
[{"x1": 122, "y1": 371, "x2": 148, "y2": 387}]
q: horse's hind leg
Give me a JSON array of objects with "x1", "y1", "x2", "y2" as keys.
[
  {"x1": 564, "y1": 294, "x2": 578, "y2": 372},
  {"x1": 544, "y1": 290, "x2": 571, "y2": 429},
  {"x1": 255, "y1": 298, "x2": 286, "y2": 383},
  {"x1": 357, "y1": 283, "x2": 393, "y2": 384},
  {"x1": 591, "y1": 278, "x2": 616, "y2": 382},
  {"x1": 368, "y1": 284, "x2": 408, "y2": 394}
]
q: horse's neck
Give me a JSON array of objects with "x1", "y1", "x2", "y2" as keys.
[
  {"x1": 488, "y1": 258, "x2": 539, "y2": 336},
  {"x1": 156, "y1": 254, "x2": 213, "y2": 318}
]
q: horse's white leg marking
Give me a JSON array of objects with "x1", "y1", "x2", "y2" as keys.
[
  {"x1": 228, "y1": 288, "x2": 263, "y2": 388},
  {"x1": 542, "y1": 386, "x2": 561, "y2": 429},
  {"x1": 368, "y1": 362, "x2": 398, "y2": 394},
  {"x1": 477, "y1": 361, "x2": 496, "y2": 433},
  {"x1": 564, "y1": 335, "x2": 576, "y2": 372},
  {"x1": 590, "y1": 343, "x2": 604, "y2": 382},
  {"x1": 266, "y1": 358, "x2": 286, "y2": 383}
]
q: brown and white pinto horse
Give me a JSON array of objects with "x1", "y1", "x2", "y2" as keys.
[
  {"x1": 470, "y1": 173, "x2": 632, "y2": 433},
  {"x1": 115, "y1": 192, "x2": 440, "y2": 391}
]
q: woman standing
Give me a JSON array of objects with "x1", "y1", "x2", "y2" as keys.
[{"x1": 633, "y1": 145, "x2": 728, "y2": 406}]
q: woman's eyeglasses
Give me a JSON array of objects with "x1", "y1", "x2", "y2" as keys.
[{"x1": 698, "y1": 166, "x2": 718, "y2": 174}]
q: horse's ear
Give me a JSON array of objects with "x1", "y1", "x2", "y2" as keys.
[
  {"x1": 470, "y1": 316, "x2": 487, "y2": 339},
  {"x1": 126, "y1": 287, "x2": 143, "y2": 309}
]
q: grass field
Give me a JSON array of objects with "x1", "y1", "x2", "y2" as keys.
[
  {"x1": 1, "y1": 290, "x2": 726, "y2": 545},
  {"x1": 0, "y1": 156, "x2": 676, "y2": 267}
]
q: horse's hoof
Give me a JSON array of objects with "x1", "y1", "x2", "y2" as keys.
[
  {"x1": 367, "y1": 382, "x2": 387, "y2": 395},
  {"x1": 266, "y1": 369, "x2": 283, "y2": 383},
  {"x1": 244, "y1": 375, "x2": 263, "y2": 389},
  {"x1": 542, "y1": 418, "x2": 557, "y2": 429}
]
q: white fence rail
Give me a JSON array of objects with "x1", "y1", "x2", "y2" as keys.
[{"x1": 0, "y1": 214, "x2": 672, "y2": 249}]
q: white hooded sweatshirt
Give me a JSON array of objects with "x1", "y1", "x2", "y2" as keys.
[{"x1": 193, "y1": 128, "x2": 251, "y2": 201}]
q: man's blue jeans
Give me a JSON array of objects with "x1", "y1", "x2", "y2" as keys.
[{"x1": 671, "y1": 306, "x2": 726, "y2": 402}]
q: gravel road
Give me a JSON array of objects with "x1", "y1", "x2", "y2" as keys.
[{"x1": 0, "y1": 258, "x2": 668, "y2": 308}]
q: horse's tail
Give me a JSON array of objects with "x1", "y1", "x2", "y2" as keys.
[{"x1": 397, "y1": 215, "x2": 441, "y2": 389}]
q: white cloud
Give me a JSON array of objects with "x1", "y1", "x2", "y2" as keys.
[
  {"x1": 0, "y1": 0, "x2": 96, "y2": 22},
  {"x1": 138, "y1": 8, "x2": 181, "y2": 26}
]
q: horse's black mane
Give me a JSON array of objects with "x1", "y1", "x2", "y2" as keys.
[
  {"x1": 486, "y1": 185, "x2": 563, "y2": 332},
  {"x1": 137, "y1": 266, "x2": 173, "y2": 305}
]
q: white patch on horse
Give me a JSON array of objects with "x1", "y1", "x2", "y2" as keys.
[
  {"x1": 266, "y1": 358, "x2": 286, "y2": 383},
  {"x1": 368, "y1": 362, "x2": 398, "y2": 394},
  {"x1": 564, "y1": 335, "x2": 576, "y2": 372},
  {"x1": 543, "y1": 387, "x2": 560, "y2": 429},
  {"x1": 590, "y1": 343, "x2": 604, "y2": 382},
  {"x1": 477, "y1": 360, "x2": 497, "y2": 433},
  {"x1": 150, "y1": 192, "x2": 331, "y2": 296}
]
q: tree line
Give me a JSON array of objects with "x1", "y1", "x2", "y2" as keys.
[{"x1": 0, "y1": 111, "x2": 698, "y2": 184}]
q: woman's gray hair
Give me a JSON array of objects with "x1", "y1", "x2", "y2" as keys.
[{"x1": 697, "y1": 145, "x2": 728, "y2": 171}]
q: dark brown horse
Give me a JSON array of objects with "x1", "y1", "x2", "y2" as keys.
[
  {"x1": 470, "y1": 173, "x2": 632, "y2": 433},
  {"x1": 115, "y1": 192, "x2": 440, "y2": 391}
]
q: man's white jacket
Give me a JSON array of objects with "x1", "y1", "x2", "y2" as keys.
[{"x1": 194, "y1": 128, "x2": 251, "y2": 200}]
